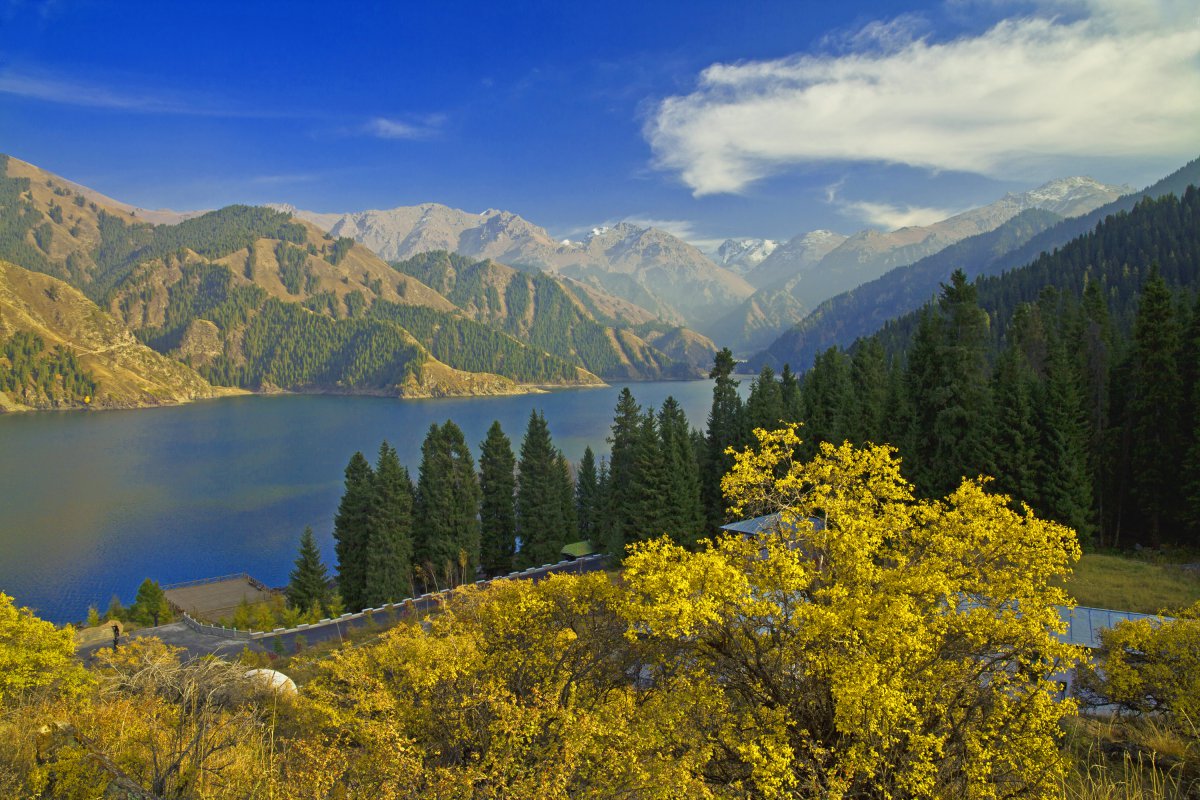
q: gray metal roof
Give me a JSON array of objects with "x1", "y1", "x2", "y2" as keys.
[
  {"x1": 1055, "y1": 605, "x2": 1169, "y2": 649},
  {"x1": 722, "y1": 514, "x2": 1174, "y2": 649}
]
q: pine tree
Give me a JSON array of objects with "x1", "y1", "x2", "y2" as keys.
[
  {"x1": 516, "y1": 411, "x2": 567, "y2": 568},
  {"x1": 286, "y1": 526, "x2": 331, "y2": 615},
  {"x1": 575, "y1": 446, "x2": 599, "y2": 543},
  {"x1": 800, "y1": 347, "x2": 853, "y2": 455},
  {"x1": 779, "y1": 363, "x2": 803, "y2": 423},
  {"x1": 479, "y1": 420, "x2": 517, "y2": 576},
  {"x1": 1034, "y1": 338, "x2": 1095, "y2": 541},
  {"x1": 659, "y1": 395, "x2": 706, "y2": 546},
  {"x1": 1127, "y1": 267, "x2": 1185, "y2": 544},
  {"x1": 1185, "y1": 292, "x2": 1200, "y2": 541},
  {"x1": 630, "y1": 410, "x2": 669, "y2": 543},
  {"x1": 704, "y1": 349, "x2": 746, "y2": 526},
  {"x1": 990, "y1": 344, "x2": 1039, "y2": 508},
  {"x1": 606, "y1": 388, "x2": 642, "y2": 555},
  {"x1": 850, "y1": 337, "x2": 888, "y2": 444},
  {"x1": 333, "y1": 451, "x2": 373, "y2": 613},
  {"x1": 131, "y1": 578, "x2": 170, "y2": 627},
  {"x1": 1078, "y1": 279, "x2": 1113, "y2": 545},
  {"x1": 363, "y1": 441, "x2": 414, "y2": 607},
  {"x1": 746, "y1": 365, "x2": 784, "y2": 431},
  {"x1": 414, "y1": 421, "x2": 481, "y2": 587},
  {"x1": 907, "y1": 271, "x2": 994, "y2": 497},
  {"x1": 554, "y1": 451, "x2": 578, "y2": 546}
]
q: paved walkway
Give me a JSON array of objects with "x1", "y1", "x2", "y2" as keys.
[
  {"x1": 78, "y1": 557, "x2": 609, "y2": 661},
  {"x1": 77, "y1": 621, "x2": 254, "y2": 662}
]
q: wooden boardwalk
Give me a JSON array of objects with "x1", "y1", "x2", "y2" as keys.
[{"x1": 164, "y1": 575, "x2": 274, "y2": 622}]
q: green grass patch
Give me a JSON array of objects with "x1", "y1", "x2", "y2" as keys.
[{"x1": 1063, "y1": 554, "x2": 1200, "y2": 615}]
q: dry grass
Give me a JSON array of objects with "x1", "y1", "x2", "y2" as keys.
[
  {"x1": 1063, "y1": 554, "x2": 1200, "y2": 614},
  {"x1": 1061, "y1": 715, "x2": 1199, "y2": 799}
]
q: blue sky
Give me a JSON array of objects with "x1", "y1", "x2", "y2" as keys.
[{"x1": 1, "y1": 0, "x2": 1197, "y2": 247}]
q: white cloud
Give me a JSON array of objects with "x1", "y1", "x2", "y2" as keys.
[
  {"x1": 840, "y1": 200, "x2": 960, "y2": 229},
  {"x1": 365, "y1": 115, "x2": 444, "y2": 140},
  {"x1": 646, "y1": 2, "x2": 1200, "y2": 195},
  {"x1": 0, "y1": 69, "x2": 189, "y2": 113},
  {"x1": 0, "y1": 67, "x2": 288, "y2": 118}
]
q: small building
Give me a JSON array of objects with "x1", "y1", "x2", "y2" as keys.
[{"x1": 560, "y1": 540, "x2": 597, "y2": 560}]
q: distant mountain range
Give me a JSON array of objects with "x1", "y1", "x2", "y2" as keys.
[
  {"x1": 2, "y1": 147, "x2": 1185, "y2": 414},
  {"x1": 280, "y1": 176, "x2": 1125, "y2": 358},
  {"x1": 713, "y1": 177, "x2": 1128, "y2": 354},
  {"x1": 751, "y1": 159, "x2": 1199, "y2": 372},
  {"x1": 0, "y1": 155, "x2": 716, "y2": 410},
  {"x1": 712, "y1": 238, "x2": 779, "y2": 274},
  {"x1": 275, "y1": 203, "x2": 754, "y2": 337}
]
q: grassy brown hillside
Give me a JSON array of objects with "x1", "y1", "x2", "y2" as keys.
[
  {"x1": 0, "y1": 260, "x2": 226, "y2": 411},
  {"x1": 0, "y1": 155, "x2": 600, "y2": 396}
]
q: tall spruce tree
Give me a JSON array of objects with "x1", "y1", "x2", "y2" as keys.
[
  {"x1": 705, "y1": 349, "x2": 746, "y2": 526},
  {"x1": 575, "y1": 446, "x2": 599, "y2": 543},
  {"x1": 363, "y1": 441, "x2": 414, "y2": 606},
  {"x1": 479, "y1": 420, "x2": 517, "y2": 576},
  {"x1": 286, "y1": 526, "x2": 331, "y2": 615},
  {"x1": 1185, "y1": 293, "x2": 1200, "y2": 540},
  {"x1": 516, "y1": 410, "x2": 567, "y2": 568},
  {"x1": 414, "y1": 421, "x2": 481, "y2": 587},
  {"x1": 630, "y1": 410, "x2": 669, "y2": 543},
  {"x1": 802, "y1": 347, "x2": 853, "y2": 454},
  {"x1": 658, "y1": 396, "x2": 706, "y2": 547},
  {"x1": 1127, "y1": 268, "x2": 1185, "y2": 544},
  {"x1": 990, "y1": 344, "x2": 1039, "y2": 508},
  {"x1": 606, "y1": 388, "x2": 642, "y2": 555},
  {"x1": 1078, "y1": 279, "x2": 1113, "y2": 544},
  {"x1": 779, "y1": 363, "x2": 803, "y2": 423},
  {"x1": 554, "y1": 451, "x2": 579, "y2": 545},
  {"x1": 907, "y1": 270, "x2": 994, "y2": 497},
  {"x1": 850, "y1": 337, "x2": 888, "y2": 444},
  {"x1": 333, "y1": 451, "x2": 374, "y2": 612},
  {"x1": 1034, "y1": 337, "x2": 1095, "y2": 541},
  {"x1": 746, "y1": 365, "x2": 784, "y2": 431}
]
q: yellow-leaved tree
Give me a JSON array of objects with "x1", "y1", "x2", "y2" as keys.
[
  {"x1": 0, "y1": 592, "x2": 87, "y2": 705},
  {"x1": 296, "y1": 573, "x2": 719, "y2": 799},
  {"x1": 621, "y1": 426, "x2": 1083, "y2": 799}
]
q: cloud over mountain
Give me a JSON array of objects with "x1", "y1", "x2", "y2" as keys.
[{"x1": 647, "y1": 2, "x2": 1200, "y2": 194}]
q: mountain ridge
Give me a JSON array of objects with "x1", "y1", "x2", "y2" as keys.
[
  {"x1": 278, "y1": 202, "x2": 754, "y2": 337},
  {"x1": 715, "y1": 176, "x2": 1127, "y2": 353}
]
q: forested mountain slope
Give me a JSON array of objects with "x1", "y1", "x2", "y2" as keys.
[
  {"x1": 1, "y1": 155, "x2": 694, "y2": 396},
  {"x1": 764, "y1": 185, "x2": 1200, "y2": 548},
  {"x1": 755, "y1": 157, "x2": 1200, "y2": 371},
  {"x1": 283, "y1": 202, "x2": 754, "y2": 338},
  {"x1": 751, "y1": 209, "x2": 1063, "y2": 370},
  {"x1": 391, "y1": 251, "x2": 716, "y2": 378},
  {"x1": 874, "y1": 186, "x2": 1200, "y2": 357},
  {"x1": 0, "y1": 259, "x2": 220, "y2": 410},
  {"x1": 717, "y1": 177, "x2": 1125, "y2": 354}
]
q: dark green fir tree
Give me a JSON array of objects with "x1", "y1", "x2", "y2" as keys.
[
  {"x1": 363, "y1": 441, "x2": 414, "y2": 606},
  {"x1": 333, "y1": 451, "x2": 374, "y2": 612},
  {"x1": 479, "y1": 420, "x2": 517, "y2": 576},
  {"x1": 286, "y1": 526, "x2": 331, "y2": 615}
]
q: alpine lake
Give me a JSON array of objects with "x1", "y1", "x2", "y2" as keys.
[{"x1": 0, "y1": 380, "x2": 719, "y2": 624}]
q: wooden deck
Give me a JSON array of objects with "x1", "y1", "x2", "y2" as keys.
[{"x1": 164, "y1": 576, "x2": 274, "y2": 622}]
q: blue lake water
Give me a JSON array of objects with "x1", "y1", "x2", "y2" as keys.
[{"x1": 0, "y1": 381, "x2": 718, "y2": 623}]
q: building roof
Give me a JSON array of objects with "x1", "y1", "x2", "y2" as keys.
[{"x1": 561, "y1": 540, "x2": 596, "y2": 559}]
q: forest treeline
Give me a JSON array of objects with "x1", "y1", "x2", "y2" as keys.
[
  {"x1": 392, "y1": 251, "x2": 690, "y2": 379},
  {"x1": 0, "y1": 331, "x2": 96, "y2": 407},
  {"x1": 792, "y1": 187, "x2": 1200, "y2": 549}
]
